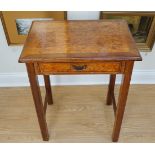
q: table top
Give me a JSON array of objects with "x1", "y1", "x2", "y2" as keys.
[{"x1": 19, "y1": 20, "x2": 142, "y2": 63}]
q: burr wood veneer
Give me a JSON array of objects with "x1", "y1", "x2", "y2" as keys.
[{"x1": 19, "y1": 20, "x2": 142, "y2": 142}]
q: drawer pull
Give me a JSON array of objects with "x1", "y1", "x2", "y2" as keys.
[{"x1": 72, "y1": 65, "x2": 87, "y2": 71}]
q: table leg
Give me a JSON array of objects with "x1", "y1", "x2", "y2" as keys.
[
  {"x1": 106, "y1": 74, "x2": 116, "y2": 105},
  {"x1": 112, "y1": 61, "x2": 134, "y2": 142},
  {"x1": 26, "y1": 63, "x2": 49, "y2": 141},
  {"x1": 44, "y1": 75, "x2": 53, "y2": 105}
]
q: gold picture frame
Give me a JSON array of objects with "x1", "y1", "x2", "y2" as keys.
[
  {"x1": 1, "y1": 11, "x2": 67, "y2": 45},
  {"x1": 0, "y1": 11, "x2": 2, "y2": 18},
  {"x1": 100, "y1": 11, "x2": 155, "y2": 51}
]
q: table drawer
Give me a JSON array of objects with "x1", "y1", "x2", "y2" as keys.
[
  {"x1": 37, "y1": 61, "x2": 124, "y2": 74},
  {"x1": 70, "y1": 62, "x2": 122, "y2": 73}
]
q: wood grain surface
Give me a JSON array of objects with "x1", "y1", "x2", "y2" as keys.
[
  {"x1": 0, "y1": 85, "x2": 154, "y2": 142},
  {"x1": 19, "y1": 20, "x2": 142, "y2": 63}
]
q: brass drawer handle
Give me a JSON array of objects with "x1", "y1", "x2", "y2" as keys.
[{"x1": 72, "y1": 65, "x2": 87, "y2": 71}]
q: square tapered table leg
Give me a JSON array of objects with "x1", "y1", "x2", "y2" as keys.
[
  {"x1": 112, "y1": 61, "x2": 134, "y2": 142},
  {"x1": 26, "y1": 63, "x2": 49, "y2": 141}
]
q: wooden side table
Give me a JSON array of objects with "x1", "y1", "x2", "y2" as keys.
[{"x1": 19, "y1": 20, "x2": 142, "y2": 142}]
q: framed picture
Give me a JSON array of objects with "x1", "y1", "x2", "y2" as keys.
[
  {"x1": 1, "y1": 11, "x2": 67, "y2": 45},
  {"x1": 100, "y1": 11, "x2": 155, "y2": 51}
]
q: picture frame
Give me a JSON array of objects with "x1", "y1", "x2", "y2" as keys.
[
  {"x1": 100, "y1": 11, "x2": 155, "y2": 51},
  {"x1": 1, "y1": 11, "x2": 67, "y2": 45}
]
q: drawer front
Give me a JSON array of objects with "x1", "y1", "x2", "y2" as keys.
[
  {"x1": 70, "y1": 62, "x2": 122, "y2": 73},
  {"x1": 37, "y1": 62, "x2": 124, "y2": 74}
]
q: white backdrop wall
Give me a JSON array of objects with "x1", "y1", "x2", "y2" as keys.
[{"x1": 0, "y1": 11, "x2": 155, "y2": 86}]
